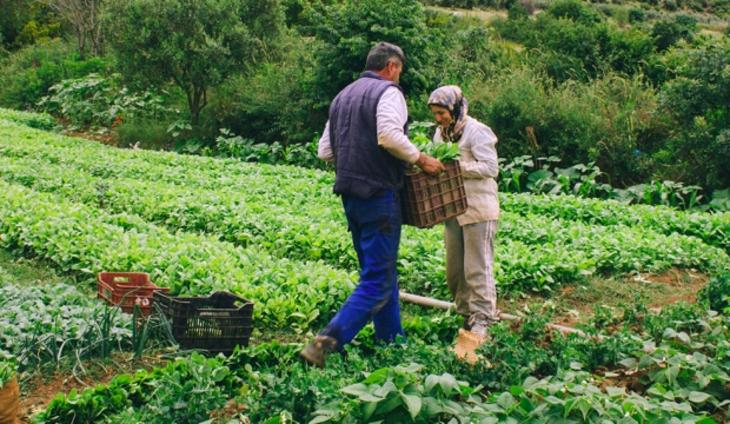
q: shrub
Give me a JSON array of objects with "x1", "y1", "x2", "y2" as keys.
[
  {"x1": 628, "y1": 8, "x2": 647, "y2": 23},
  {"x1": 309, "y1": 0, "x2": 437, "y2": 107},
  {"x1": 651, "y1": 16, "x2": 698, "y2": 51},
  {"x1": 546, "y1": 0, "x2": 602, "y2": 24},
  {"x1": 656, "y1": 43, "x2": 730, "y2": 190},
  {"x1": 0, "y1": 39, "x2": 110, "y2": 109},
  {"x1": 210, "y1": 35, "x2": 322, "y2": 146},
  {"x1": 115, "y1": 116, "x2": 174, "y2": 150},
  {"x1": 698, "y1": 273, "x2": 730, "y2": 312},
  {"x1": 470, "y1": 68, "x2": 663, "y2": 186},
  {"x1": 0, "y1": 107, "x2": 55, "y2": 130}
]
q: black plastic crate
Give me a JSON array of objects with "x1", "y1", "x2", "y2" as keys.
[{"x1": 153, "y1": 291, "x2": 253, "y2": 354}]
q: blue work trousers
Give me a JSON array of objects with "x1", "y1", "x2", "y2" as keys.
[{"x1": 320, "y1": 190, "x2": 404, "y2": 347}]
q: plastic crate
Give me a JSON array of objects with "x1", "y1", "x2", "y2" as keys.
[
  {"x1": 153, "y1": 291, "x2": 253, "y2": 354},
  {"x1": 402, "y1": 160, "x2": 468, "y2": 228},
  {"x1": 97, "y1": 272, "x2": 169, "y2": 316}
]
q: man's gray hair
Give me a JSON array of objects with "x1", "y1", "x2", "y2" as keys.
[{"x1": 365, "y1": 42, "x2": 405, "y2": 71}]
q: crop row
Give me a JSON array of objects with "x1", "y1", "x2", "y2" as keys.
[
  {"x1": 0, "y1": 153, "x2": 592, "y2": 294},
  {"x1": 2, "y1": 116, "x2": 728, "y2": 252},
  {"x1": 503, "y1": 192, "x2": 730, "y2": 253},
  {"x1": 0, "y1": 180, "x2": 357, "y2": 332},
  {"x1": 38, "y1": 301, "x2": 730, "y2": 423},
  {"x1": 0, "y1": 282, "x2": 134, "y2": 371},
  {"x1": 1, "y1": 150, "x2": 728, "y2": 296}
]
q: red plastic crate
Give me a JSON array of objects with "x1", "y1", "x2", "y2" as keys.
[
  {"x1": 97, "y1": 272, "x2": 169, "y2": 316},
  {"x1": 402, "y1": 160, "x2": 468, "y2": 228}
]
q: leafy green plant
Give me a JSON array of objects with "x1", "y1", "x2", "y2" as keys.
[
  {"x1": 312, "y1": 364, "x2": 490, "y2": 423},
  {"x1": 118, "y1": 353, "x2": 234, "y2": 423},
  {"x1": 0, "y1": 283, "x2": 136, "y2": 372},
  {"x1": 0, "y1": 119, "x2": 727, "y2": 305},
  {"x1": 0, "y1": 350, "x2": 15, "y2": 388},
  {"x1": 698, "y1": 273, "x2": 730, "y2": 313},
  {"x1": 38, "y1": 73, "x2": 172, "y2": 130},
  {"x1": 38, "y1": 353, "x2": 236, "y2": 423},
  {"x1": 410, "y1": 128, "x2": 460, "y2": 163},
  {"x1": 0, "y1": 39, "x2": 109, "y2": 110},
  {"x1": 214, "y1": 128, "x2": 325, "y2": 169},
  {"x1": 37, "y1": 302, "x2": 730, "y2": 423},
  {"x1": 0, "y1": 178, "x2": 357, "y2": 332},
  {"x1": 614, "y1": 180, "x2": 705, "y2": 210},
  {"x1": 0, "y1": 107, "x2": 55, "y2": 130}
]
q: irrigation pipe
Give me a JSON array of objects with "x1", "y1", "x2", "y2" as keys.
[{"x1": 399, "y1": 291, "x2": 591, "y2": 339}]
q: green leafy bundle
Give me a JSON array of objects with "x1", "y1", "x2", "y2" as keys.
[{"x1": 411, "y1": 132, "x2": 460, "y2": 163}]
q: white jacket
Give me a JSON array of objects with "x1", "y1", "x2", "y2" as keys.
[{"x1": 434, "y1": 117, "x2": 500, "y2": 225}]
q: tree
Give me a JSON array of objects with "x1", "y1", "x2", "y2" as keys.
[
  {"x1": 658, "y1": 44, "x2": 730, "y2": 190},
  {"x1": 40, "y1": 0, "x2": 105, "y2": 57},
  {"x1": 0, "y1": 0, "x2": 29, "y2": 49},
  {"x1": 651, "y1": 16, "x2": 697, "y2": 52},
  {"x1": 105, "y1": 0, "x2": 282, "y2": 126},
  {"x1": 546, "y1": 0, "x2": 601, "y2": 24},
  {"x1": 309, "y1": 0, "x2": 436, "y2": 106}
]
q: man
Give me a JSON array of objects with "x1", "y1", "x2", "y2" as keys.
[{"x1": 300, "y1": 42, "x2": 444, "y2": 367}]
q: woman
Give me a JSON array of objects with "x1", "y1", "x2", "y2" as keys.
[{"x1": 428, "y1": 85, "x2": 500, "y2": 339}]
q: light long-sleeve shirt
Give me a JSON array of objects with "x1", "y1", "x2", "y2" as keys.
[{"x1": 317, "y1": 87, "x2": 420, "y2": 164}]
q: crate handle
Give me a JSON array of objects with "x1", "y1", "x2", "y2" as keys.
[{"x1": 112, "y1": 276, "x2": 131, "y2": 283}]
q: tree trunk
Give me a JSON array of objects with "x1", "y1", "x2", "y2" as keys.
[
  {"x1": 89, "y1": 0, "x2": 104, "y2": 56},
  {"x1": 187, "y1": 85, "x2": 208, "y2": 127},
  {"x1": 77, "y1": 29, "x2": 86, "y2": 59}
]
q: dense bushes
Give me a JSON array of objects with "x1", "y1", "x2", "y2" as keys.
[
  {"x1": 210, "y1": 35, "x2": 323, "y2": 145},
  {"x1": 104, "y1": 0, "x2": 284, "y2": 126},
  {"x1": 38, "y1": 73, "x2": 174, "y2": 129},
  {"x1": 0, "y1": 39, "x2": 110, "y2": 110},
  {"x1": 470, "y1": 69, "x2": 665, "y2": 186},
  {"x1": 0, "y1": 0, "x2": 728, "y2": 194},
  {"x1": 655, "y1": 42, "x2": 730, "y2": 191},
  {"x1": 494, "y1": 1, "x2": 657, "y2": 82}
]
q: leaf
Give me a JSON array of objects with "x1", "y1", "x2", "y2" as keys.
[
  {"x1": 688, "y1": 391, "x2": 711, "y2": 404},
  {"x1": 438, "y1": 374, "x2": 459, "y2": 396},
  {"x1": 363, "y1": 368, "x2": 390, "y2": 385},
  {"x1": 400, "y1": 393, "x2": 422, "y2": 419},
  {"x1": 496, "y1": 392, "x2": 515, "y2": 410},
  {"x1": 424, "y1": 374, "x2": 438, "y2": 393},
  {"x1": 342, "y1": 383, "x2": 384, "y2": 402},
  {"x1": 606, "y1": 386, "x2": 626, "y2": 397},
  {"x1": 619, "y1": 358, "x2": 638, "y2": 369},
  {"x1": 211, "y1": 367, "x2": 228, "y2": 382},
  {"x1": 544, "y1": 395, "x2": 563, "y2": 405}
]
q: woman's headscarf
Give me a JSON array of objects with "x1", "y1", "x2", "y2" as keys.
[{"x1": 428, "y1": 85, "x2": 469, "y2": 142}]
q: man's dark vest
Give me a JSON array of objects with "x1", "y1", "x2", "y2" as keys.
[{"x1": 329, "y1": 71, "x2": 408, "y2": 199}]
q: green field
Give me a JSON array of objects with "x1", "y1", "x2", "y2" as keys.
[{"x1": 0, "y1": 110, "x2": 728, "y2": 422}]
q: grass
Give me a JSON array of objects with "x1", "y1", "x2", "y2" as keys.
[
  {"x1": 19, "y1": 352, "x2": 168, "y2": 421},
  {"x1": 426, "y1": 5, "x2": 507, "y2": 22},
  {"x1": 0, "y1": 249, "x2": 68, "y2": 288},
  {"x1": 499, "y1": 268, "x2": 708, "y2": 326}
]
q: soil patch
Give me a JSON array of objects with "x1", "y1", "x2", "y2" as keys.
[{"x1": 18, "y1": 353, "x2": 167, "y2": 422}]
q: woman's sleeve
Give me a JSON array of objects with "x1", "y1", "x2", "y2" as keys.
[{"x1": 462, "y1": 125, "x2": 499, "y2": 179}]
